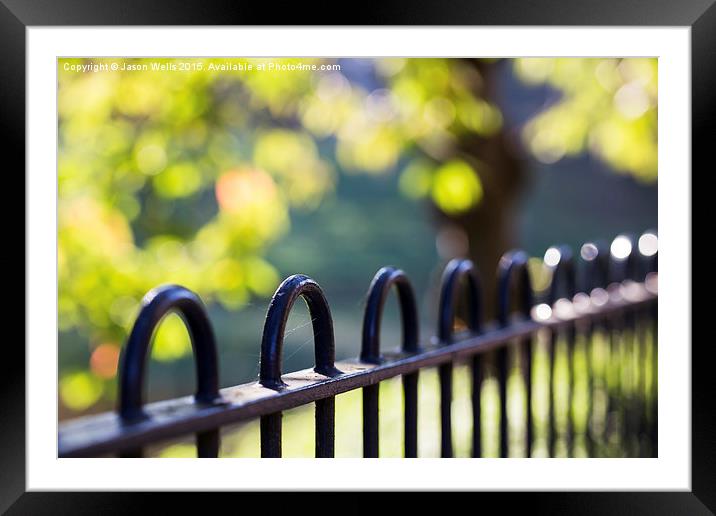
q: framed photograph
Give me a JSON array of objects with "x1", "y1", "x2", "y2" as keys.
[{"x1": 6, "y1": 0, "x2": 708, "y2": 511}]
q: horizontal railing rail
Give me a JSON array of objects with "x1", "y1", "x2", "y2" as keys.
[{"x1": 58, "y1": 231, "x2": 658, "y2": 458}]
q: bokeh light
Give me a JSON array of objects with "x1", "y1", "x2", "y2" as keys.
[
  {"x1": 90, "y1": 343, "x2": 120, "y2": 379},
  {"x1": 544, "y1": 247, "x2": 562, "y2": 267},
  {"x1": 610, "y1": 235, "x2": 633, "y2": 260},
  {"x1": 638, "y1": 232, "x2": 658, "y2": 257}
]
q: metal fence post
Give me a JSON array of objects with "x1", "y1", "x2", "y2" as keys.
[
  {"x1": 543, "y1": 245, "x2": 576, "y2": 458},
  {"x1": 497, "y1": 250, "x2": 534, "y2": 458},
  {"x1": 259, "y1": 274, "x2": 341, "y2": 458},
  {"x1": 117, "y1": 285, "x2": 221, "y2": 458},
  {"x1": 360, "y1": 267, "x2": 419, "y2": 457},
  {"x1": 437, "y1": 259, "x2": 483, "y2": 458}
]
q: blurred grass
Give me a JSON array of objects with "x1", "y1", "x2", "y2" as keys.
[{"x1": 153, "y1": 320, "x2": 656, "y2": 458}]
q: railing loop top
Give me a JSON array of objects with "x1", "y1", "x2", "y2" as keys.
[
  {"x1": 544, "y1": 244, "x2": 577, "y2": 305},
  {"x1": 259, "y1": 274, "x2": 340, "y2": 391},
  {"x1": 437, "y1": 259, "x2": 483, "y2": 343},
  {"x1": 361, "y1": 266, "x2": 419, "y2": 364},
  {"x1": 118, "y1": 284, "x2": 221, "y2": 423},
  {"x1": 497, "y1": 250, "x2": 533, "y2": 327}
]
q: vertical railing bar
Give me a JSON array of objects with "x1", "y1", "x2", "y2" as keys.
[
  {"x1": 582, "y1": 319, "x2": 596, "y2": 458},
  {"x1": 403, "y1": 372, "x2": 419, "y2": 458},
  {"x1": 565, "y1": 324, "x2": 575, "y2": 457},
  {"x1": 607, "y1": 311, "x2": 624, "y2": 454},
  {"x1": 470, "y1": 355, "x2": 482, "y2": 458},
  {"x1": 624, "y1": 312, "x2": 636, "y2": 456},
  {"x1": 261, "y1": 413, "x2": 282, "y2": 458},
  {"x1": 197, "y1": 429, "x2": 220, "y2": 458},
  {"x1": 497, "y1": 346, "x2": 509, "y2": 458},
  {"x1": 439, "y1": 362, "x2": 454, "y2": 458},
  {"x1": 598, "y1": 316, "x2": 612, "y2": 457},
  {"x1": 602, "y1": 315, "x2": 613, "y2": 455},
  {"x1": 547, "y1": 325, "x2": 575, "y2": 458},
  {"x1": 650, "y1": 300, "x2": 658, "y2": 456},
  {"x1": 591, "y1": 316, "x2": 608, "y2": 457},
  {"x1": 628, "y1": 311, "x2": 638, "y2": 455},
  {"x1": 316, "y1": 396, "x2": 335, "y2": 458},
  {"x1": 548, "y1": 330, "x2": 558, "y2": 458},
  {"x1": 636, "y1": 306, "x2": 649, "y2": 456},
  {"x1": 362, "y1": 384, "x2": 380, "y2": 457},
  {"x1": 523, "y1": 336, "x2": 534, "y2": 457}
]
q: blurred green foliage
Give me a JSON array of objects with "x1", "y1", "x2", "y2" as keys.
[
  {"x1": 515, "y1": 58, "x2": 657, "y2": 179},
  {"x1": 58, "y1": 57, "x2": 657, "y2": 414}
]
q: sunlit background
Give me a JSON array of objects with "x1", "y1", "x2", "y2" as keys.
[{"x1": 58, "y1": 57, "x2": 657, "y2": 456}]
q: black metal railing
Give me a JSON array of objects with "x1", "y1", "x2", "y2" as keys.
[{"x1": 58, "y1": 230, "x2": 658, "y2": 458}]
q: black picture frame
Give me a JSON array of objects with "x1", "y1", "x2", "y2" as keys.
[{"x1": 4, "y1": 0, "x2": 709, "y2": 512}]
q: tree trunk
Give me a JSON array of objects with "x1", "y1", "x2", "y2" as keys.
[{"x1": 433, "y1": 59, "x2": 529, "y2": 321}]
